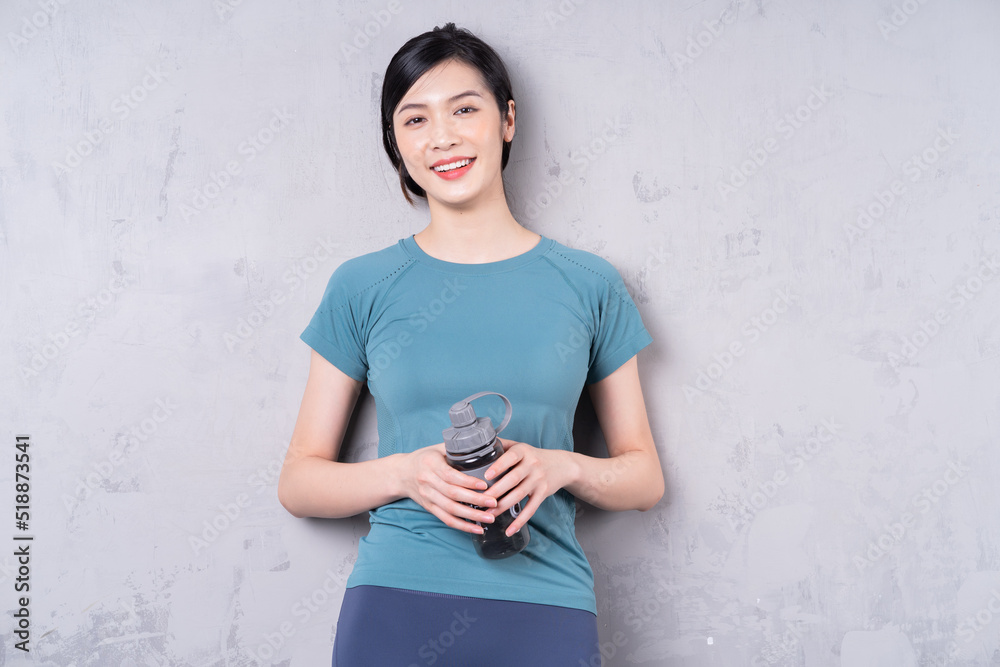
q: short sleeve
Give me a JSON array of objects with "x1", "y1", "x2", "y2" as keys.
[
  {"x1": 586, "y1": 268, "x2": 653, "y2": 385},
  {"x1": 300, "y1": 264, "x2": 368, "y2": 382}
]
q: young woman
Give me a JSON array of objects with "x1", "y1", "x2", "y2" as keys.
[{"x1": 278, "y1": 22, "x2": 664, "y2": 666}]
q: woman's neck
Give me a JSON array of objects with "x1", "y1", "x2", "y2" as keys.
[{"x1": 416, "y1": 200, "x2": 539, "y2": 264}]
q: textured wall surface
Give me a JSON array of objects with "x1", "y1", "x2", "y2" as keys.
[{"x1": 2, "y1": 0, "x2": 999, "y2": 665}]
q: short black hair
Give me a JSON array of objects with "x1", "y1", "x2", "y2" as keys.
[{"x1": 380, "y1": 22, "x2": 515, "y2": 206}]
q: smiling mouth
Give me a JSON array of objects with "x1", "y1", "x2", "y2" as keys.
[
  {"x1": 432, "y1": 157, "x2": 475, "y2": 173},
  {"x1": 431, "y1": 157, "x2": 476, "y2": 180}
]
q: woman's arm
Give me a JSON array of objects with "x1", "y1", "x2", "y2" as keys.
[
  {"x1": 278, "y1": 350, "x2": 500, "y2": 530},
  {"x1": 277, "y1": 349, "x2": 404, "y2": 518},
  {"x1": 482, "y1": 354, "x2": 664, "y2": 535},
  {"x1": 563, "y1": 354, "x2": 664, "y2": 512}
]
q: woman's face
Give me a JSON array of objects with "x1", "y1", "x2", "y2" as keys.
[{"x1": 392, "y1": 58, "x2": 514, "y2": 210}]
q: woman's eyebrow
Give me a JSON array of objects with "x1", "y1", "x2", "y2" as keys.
[{"x1": 395, "y1": 90, "x2": 483, "y2": 116}]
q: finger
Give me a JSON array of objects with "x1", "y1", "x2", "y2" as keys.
[
  {"x1": 428, "y1": 485, "x2": 496, "y2": 523},
  {"x1": 423, "y1": 491, "x2": 481, "y2": 533},
  {"x1": 492, "y1": 480, "x2": 535, "y2": 516},
  {"x1": 422, "y1": 446, "x2": 488, "y2": 490},
  {"x1": 503, "y1": 493, "x2": 539, "y2": 537},
  {"x1": 447, "y1": 482, "x2": 498, "y2": 509},
  {"x1": 427, "y1": 503, "x2": 483, "y2": 534},
  {"x1": 442, "y1": 466, "x2": 489, "y2": 491},
  {"x1": 425, "y1": 488, "x2": 496, "y2": 531},
  {"x1": 425, "y1": 460, "x2": 496, "y2": 506},
  {"x1": 484, "y1": 447, "x2": 523, "y2": 482},
  {"x1": 483, "y1": 465, "x2": 528, "y2": 501}
]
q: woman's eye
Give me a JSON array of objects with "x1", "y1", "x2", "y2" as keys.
[{"x1": 403, "y1": 108, "x2": 475, "y2": 126}]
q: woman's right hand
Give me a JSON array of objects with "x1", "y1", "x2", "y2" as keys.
[{"x1": 399, "y1": 443, "x2": 498, "y2": 534}]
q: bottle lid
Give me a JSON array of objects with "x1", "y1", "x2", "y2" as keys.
[{"x1": 442, "y1": 392, "x2": 511, "y2": 456}]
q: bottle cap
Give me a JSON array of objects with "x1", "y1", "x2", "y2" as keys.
[{"x1": 442, "y1": 392, "x2": 511, "y2": 456}]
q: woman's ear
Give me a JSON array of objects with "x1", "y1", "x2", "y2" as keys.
[{"x1": 503, "y1": 100, "x2": 516, "y2": 142}]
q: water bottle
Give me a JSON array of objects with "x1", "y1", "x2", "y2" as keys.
[{"x1": 442, "y1": 391, "x2": 530, "y2": 559}]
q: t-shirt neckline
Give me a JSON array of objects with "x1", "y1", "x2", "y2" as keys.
[{"x1": 400, "y1": 234, "x2": 553, "y2": 274}]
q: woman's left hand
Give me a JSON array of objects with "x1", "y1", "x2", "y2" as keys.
[{"x1": 481, "y1": 439, "x2": 575, "y2": 537}]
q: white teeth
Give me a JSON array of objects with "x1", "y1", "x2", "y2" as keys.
[{"x1": 433, "y1": 158, "x2": 473, "y2": 172}]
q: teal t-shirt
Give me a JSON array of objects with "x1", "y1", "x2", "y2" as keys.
[{"x1": 299, "y1": 233, "x2": 653, "y2": 615}]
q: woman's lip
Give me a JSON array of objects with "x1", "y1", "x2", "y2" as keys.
[{"x1": 432, "y1": 158, "x2": 475, "y2": 180}]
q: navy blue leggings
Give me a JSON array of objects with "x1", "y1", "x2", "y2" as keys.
[{"x1": 331, "y1": 585, "x2": 601, "y2": 667}]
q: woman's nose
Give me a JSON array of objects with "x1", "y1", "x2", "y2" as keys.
[{"x1": 429, "y1": 118, "x2": 459, "y2": 149}]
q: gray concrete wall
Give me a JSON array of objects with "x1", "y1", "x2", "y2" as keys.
[{"x1": 2, "y1": 0, "x2": 999, "y2": 664}]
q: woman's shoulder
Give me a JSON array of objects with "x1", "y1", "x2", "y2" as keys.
[
  {"x1": 545, "y1": 238, "x2": 630, "y2": 292},
  {"x1": 326, "y1": 237, "x2": 414, "y2": 292}
]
